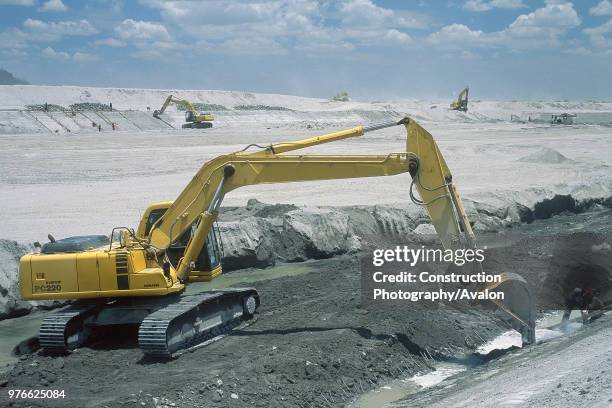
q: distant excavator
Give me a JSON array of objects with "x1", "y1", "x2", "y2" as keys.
[
  {"x1": 153, "y1": 95, "x2": 214, "y2": 129},
  {"x1": 450, "y1": 86, "x2": 469, "y2": 112},
  {"x1": 20, "y1": 118, "x2": 535, "y2": 357}
]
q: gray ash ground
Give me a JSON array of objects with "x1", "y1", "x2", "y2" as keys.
[
  {"x1": 0, "y1": 256, "x2": 504, "y2": 408},
  {"x1": 1, "y1": 209, "x2": 611, "y2": 408}
]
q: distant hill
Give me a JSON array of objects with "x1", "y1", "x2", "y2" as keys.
[{"x1": 0, "y1": 69, "x2": 29, "y2": 85}]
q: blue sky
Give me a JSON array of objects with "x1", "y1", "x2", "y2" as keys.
[{"x1": 1, "y1": 0, "x2": 611, "y2": 100}]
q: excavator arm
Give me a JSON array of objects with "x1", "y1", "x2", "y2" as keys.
[
  {"x1": 148, "y1": 121, "x2": 411, "y2": 251},
  {"x1": 153, "y1": 95, "x2": 196, "y2": 117},
  {"x1": 144, "y1": 117, "x2": 535, "y2": 344}
]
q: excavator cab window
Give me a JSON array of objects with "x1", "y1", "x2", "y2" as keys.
[
  {"x1": 143, "y1": 208, "x2": 220, "y2": 271},
  {"x1": 205, "y1": 227, "x2": 222, "y2": 269},
  {"x1": 144, "y1": 209, "x2": 167, "y2": 236}
]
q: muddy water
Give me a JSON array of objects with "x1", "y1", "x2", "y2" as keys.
[
  {"x1": 185, "y1": 261, "x2": 318, "y2": 295},
  {"x1": 0, "y1": 312, "x2": 45, "y2": 368},
  {"x1": 352, "y1": 312, "x2": 582, "y2": 408},
  {"x1": 352, "y1": 209, "x2": 612, "y2": 408},
  {"x1": 0, "y1": 262, "x2": 319, "y2": 370}
]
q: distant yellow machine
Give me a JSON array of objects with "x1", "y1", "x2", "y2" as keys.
[
  {"x1": 20, "y1": 118, "x2": 535, "y2": 357},
  {"x1": 153, "y1": 95, "x2": 214, "y2": 129},
  {"x1": 551, "y1": 113, "x2": 576, "y2": 125},
  {"x1": 450, "y1": 86, "x2": 469, "y2": 112}
]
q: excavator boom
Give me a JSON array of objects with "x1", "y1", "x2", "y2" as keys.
[{"x1": 150, "y1": 119, "x2": 461, "y2": 259}]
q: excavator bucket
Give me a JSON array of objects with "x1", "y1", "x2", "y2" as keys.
[
  {"x1": 406, "y1": 120, "x2": 536, "y2": 344},
  {"x1": 481, "y1": 272, "x2": 536, "y2": 345}
]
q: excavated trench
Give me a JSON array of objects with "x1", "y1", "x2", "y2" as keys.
[
  {"x1": 0, "y1": 198, "x2": 611, "y2": 407},
  {"x1": 1, "y1": 194, "x2": 611, "y2": 321}
]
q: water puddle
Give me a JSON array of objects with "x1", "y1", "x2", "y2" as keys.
[
  {"x1": 185, "y1": 262, "x2": 318, "y2": 295},
  {"x1": 0, "y1": 312, "x2": 46, "y2": 369},
  {"x1": 352, "y1": 311, "x2": 577, "y2": 408}
]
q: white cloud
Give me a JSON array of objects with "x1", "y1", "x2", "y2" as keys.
[
  {"x1": 0, "y1": 0, "x2": 34, "y2": 5},
  {"x1": 384, "y1": 29, "x2": 412, "y2": 45},
  {"x1": 42, "y1": 46, "x2": 70, "y2": 60},
  {"x1": 584, "y1": 19, "x2": 612, "y2": 49},
  {"x1": 0, "y1": 18, "x2": 97, "y2": 53},
  {"x1": 464, "y1": 1, "x2": 491, "y2": 12},
  {"x1": 294, "y1": 41, "x2": 355, "y2": 54},
  {"x1": 129, "y1": 41, "x2": 186, "y2": 59},
  {"x1": 430, "y1": 2, "x2": 580, "y2": 50},
  {"x1": 428, "y1": 24, "x2": 485, "y2": 45},
  {"x1": 0, "y1": 29, "x2": 29, "y2": 49},
  {"x1": 219, "y1": 37, "x2": 287, "y2": 56},
  {"x1": 464, "y1": 0, "x2": 525, "y2": 12},
  {"x1": 42, "y1": 46, "x2": 99, "y2": 62},
  {"x1": 143, "y1": 0, "x2": 420, "y2": 56},
  {"x1": 23, "y1": 18, "x2": 98, "y2": 41},
  {"x1": 590, "y1": 1, "x2": 612, "y2": 16},
  {"x1": 507, "y1": 2, "x2": 580, "y2": 37},
  {"x1": 340, "y1": 0, "x2": 424, "y2": 29},
  {"x1": 1, "y1": 48, "x2": 28, "y2": 57},
  {"x1": 148, "y1": 0, "x2": 318, "y2": 27},
  {"x1": 563, "y1": 46, "x2": 591, "y2": 55},
  {"x1": 73, "y1": 51, "x2": 98, "y2": 62},
  {"x1": 113, "y1": 19, "x2": 184, "y2": 58},
  {"x1": 38, "y1": 0, "x2": 68, "y2": 12},
  {"x1": 115, "y1": 19, "x2": 171, "y2": 42},
  {"x1": 94, "y1": 38, "x2": 126, "y2": 47},
  {"x1": 147, "y1": 0, "x2": 326, "y2": 42}
]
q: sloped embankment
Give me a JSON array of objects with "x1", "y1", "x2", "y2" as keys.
[
  {"x1": 0, "y1": 240, "x2": 34, "y2": 320},
  {"x1": 2, "y1": 194, "x2": 611, "y2": 320}
]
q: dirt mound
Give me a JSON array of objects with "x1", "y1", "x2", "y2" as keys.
[
  {"x1": 518, "y1": 147, "x2": 572, "y2": 164},
  {"x1": 0, "y1": 240, "x2": 68, "y2": 320},
  {"x1": 0, "y1": 240, "x2": 33, "y2": 320},
  {"x1": 218, "y1": 202, "x2": 433, "y2": 271},
  {"x1": 0, "y1": 199, "x2": 544, "y2": 320}
]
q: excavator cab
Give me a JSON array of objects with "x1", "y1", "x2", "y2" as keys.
[
  {"x1": 185, "y1": 111, "x2": 196, "y2": 123},
  {"x1": 138, "y1": 202, "x2": 223, "y2": 282}
]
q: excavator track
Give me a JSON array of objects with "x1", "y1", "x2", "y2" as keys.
[
  {"x1": 39, "y1": 303, "x2": 102, "y2": 352},
  {"x1": 181, "y1": 122, "x2": 213, "y2": 129},
  {"x1": 138, "y1": 288, "x2": 259, "y2": 357}
]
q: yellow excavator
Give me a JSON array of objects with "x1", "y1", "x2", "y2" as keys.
[
  {"x1": 19, "y1": 118, "x2": 535, "y2": 357},
  {"x1": 153, "y1": 95, "x2": 214, "y2": 129},
  {"x1": 450, "y1": 86, "x2": 469, "y2": 112}
]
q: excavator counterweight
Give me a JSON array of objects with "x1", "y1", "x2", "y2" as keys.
[{"x1": 19, "y1": 118, "x2": 535, "y2": 356}]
